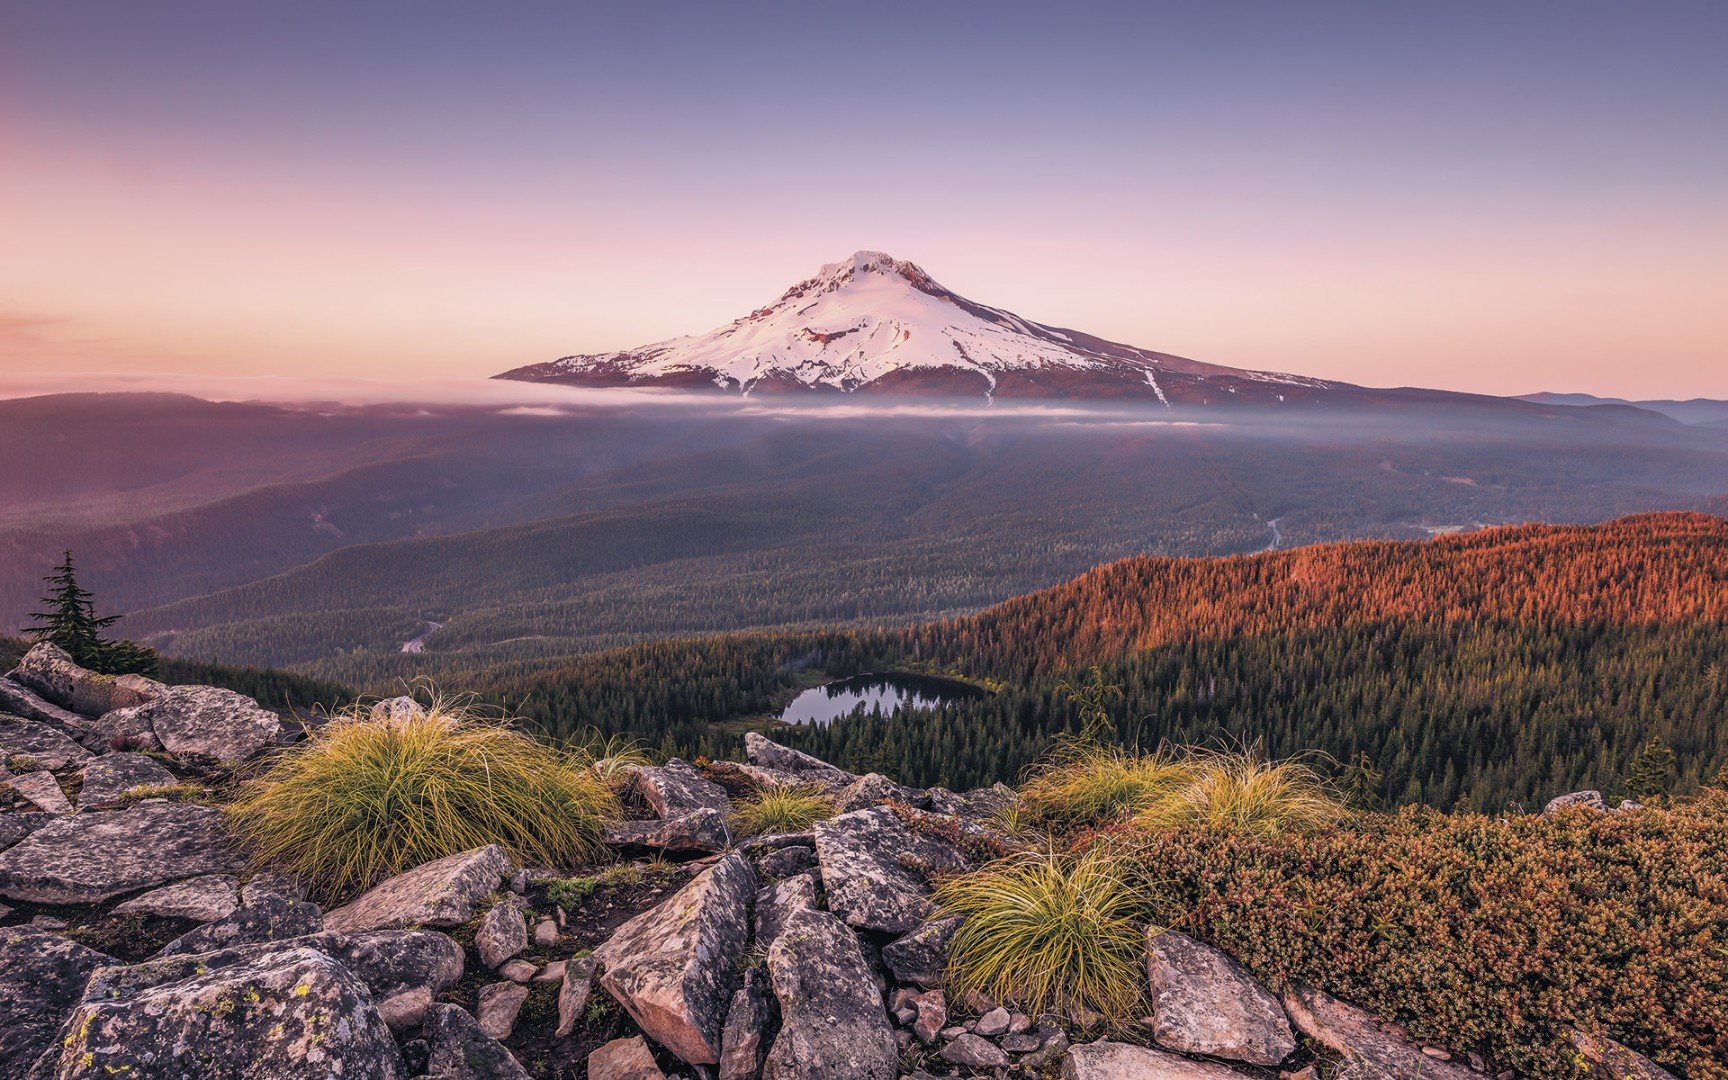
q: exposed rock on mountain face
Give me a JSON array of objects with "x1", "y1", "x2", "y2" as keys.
[
  {"x1": 0, "y1": 802, "x2": 242, "y2": 904},
  {"x1": 496, "y1": 251, "x2": 1345, "y2": 404}
]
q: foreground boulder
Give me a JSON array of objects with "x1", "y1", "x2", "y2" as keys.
[
  {"x1": 0, "y1": 716, "x2": 91, "y2": 770},
  {"x1": 880, "y1": 915, "x2": 961, "y2": 988},
  {"x1": 323, "y1": 844, "x2": 510, "y2": 933},
  {"x1": 115, "y1": 684, "x2": 283, "y2": 763},
  {"x1": 1062, "y1": 1040, "x2": 1247, "y2": 1079},
  {"x1": 1282, "y1": 985, "x2": 1476, "y2": 1080},
  {"x1": 76, "y1": 751, "x2": 178, "y2": 808},
  {"x1": 742, "y1": 732, "x2": 857, "y2": 791},
  {"x1": 8, "y1": 643, "x2": 162, "y2": 717},
  {"x1": 57, "y1": 946, "x2": 406, "y2": 1079},
  {"x1": 423, "y1": 1002, "x2": 530, "y2": 1080},
  {"x1": 634, "y1": 757, "x2": 732, "y2": 817},
  {"x1": 593, "y1": 851, "x2": 755, "y2": 1065},
  {"x1": 0, "y1": 801, "x2": 242, "y2": 904},
  {"x1": 0, "y1": 927, "x2": 113, "y2": 1080},
  {"x1": 813, "y1": 806, "x2": 967, "y2": 934},
  {"x1": 1144, "y1": 929, "x2": 1294, "y2": 1065},
  {"x1": 113, "y1": 873, "x2": 241, "y2": 922},
  {"x1": 603, "y1": 808, "x2": 732, "y2": 854},
  {"x1": 763, "y1": 906, "x2": 898, "y2": 1080},
  {"x1": 834, "y1": 772, "x2": 927, "y2": 813},
  {"x1": 0, "y1": 676, "x2": 88, "y2": 729},
  {"x1": 152, "y1": 893, "x2": 325, "y2": 957}
]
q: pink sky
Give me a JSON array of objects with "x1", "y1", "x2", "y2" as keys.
[{"x1": 3, "y1": 3, "x2": 1724, "y2": 400}]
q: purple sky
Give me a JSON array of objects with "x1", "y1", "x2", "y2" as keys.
[{"x1": 2, "y1": 1, "x2": 1725, "y2": 397}]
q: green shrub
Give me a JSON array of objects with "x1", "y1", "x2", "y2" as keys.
[
  {"x1": 730, "y1": 785, "x2": 835, "y2": 837},
  {"x1": 934, "y1": 846, "x2": 1149, "y2": 1023},
  {"x1": 226, "y1": 703, "x2": 619, "y2": 902},
  {"x1": 1018, "y1": 744, "x2": 1192, "y2": 830},
  {"x1": 1123, "y1": 792, "x2": 1728, "y2": 1079}
]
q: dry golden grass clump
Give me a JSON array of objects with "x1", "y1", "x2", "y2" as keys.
[
  {"x1": 226, "y1": 701, "x2": 620, "y2": 901},
  {"x1": 729, "y1": 784, "x2": 835, "y2": 837}
]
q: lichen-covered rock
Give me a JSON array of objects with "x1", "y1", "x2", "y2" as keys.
[
  {"x1": 881, "y1": 915, "x2": 961, "y2": 987},
  {"x1": 423, "y1": 1002, "x2": 531, "y2": 1080},
  {"x1": 122, "y1": 684, "x2": 283, "y2": 763},
  {"x1": 754, "y1": 843, "x2": 819, "y2": 879},
  {"x1": 82, "y1": 703, "x2": 163, "y2": 753},
  {"x1": 323, "y1": 844, "x2": 510, "y2": 933},
  {"x1": 1543, "y1": 789, "x2": 1608, "y2": 814},
  {"x1": 594, "y1": 851, "x2": 755, "y2": 1065},
  {"x1": 635, "y1": 757, "x2": 732, "y2": 818},
  {"x1": 925, "y1": 782, "x2": 1017, "y2": 820},
  {"x1": 370, "y1": 696, "x2": 429, "y2": 725},
  {"x1": 241, "y1": 869, "x2": 308, "y2": 905},
  {"x1": 942, "y1": 1032, "x2": 1010, "y2": 1068},
  {"x1": 743, "y1": 732, "x2": 857, "y2": 790},
  {"x1": 1564, "y1": 1027, "x2": 1679, "y2": 1080},
  {"x1": 813, "y1": 806, "x2": 967, "y2": 934},
  {"x1": 1144, "y1": 928, "x2": 1294, "y2": 1065},
  {"x1": 0, "y1": 676, "x2": 88, "y2": 730},
  {"x1": 114, "y1": 873, "x2": 241, "y2": 922},
  {"x1": 763, "y1": 907, "x2": 898, "y2": 1080},
  {"x1": 834, "y1": 772, "x2": 927, "y2": 812},
  {"x1": 0, "y1": 717, "x2": 90, "y2": 770},
  {"x1": 909, "y1": 989, "x2": 947, "y2": 1044},
  {"x1": 603, "y1": 807, "x2": 731, "y2": 854},
  {"x1": 152, "y1": 893, "x2": 325, "y2": 957},
  {"x1": 476, "y1": 898, "x2": 528, "y2": 969},
  {"x1": 1281, "y1": 985, "x2": 1477, "y2": 1080},
  {"x1": 8, "y1": 643, "x2": 163, "y2": 718},
  {"x1": 589, "y1": 1035, "x2": 666, "y2": 1080},
  {"x1": 555, "y1": 954, "x2": 597, "y2": 1038},
  {"x1": 478, "y1": 981, "x2": 530, "y2": 1041},
  {"x1": 1062, "y1": 1039, "x2": 1247, "y2": 1079},
  {"x1": 56, "y1": 946, "x2": 405, "y2": 1079},
  {"x1": 0, "y1": 927, "x2": 112, "y2": 1080},
  {"x1": 9, "y1": 771, "x2": 71, "y2": 813},
  {"x1": 0, "y1": 801, "x2": 242, "y2": 904},
  {"x1": 75, "y1": 752, "x2": 177, "y2": 808},
  {"x1": 755, "y1": 870, "x2": 820, "y2": 950},
  {"x1": 0, "y1": 813, "x2": 54, "y2": 855},
  {"x1": 719, "y1": 966, "x2": 776, "y2": 1080}
]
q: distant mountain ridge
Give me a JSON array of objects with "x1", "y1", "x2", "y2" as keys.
[{"x1": 1518, "y1": 393, "x2": 1728, "y2": 426}]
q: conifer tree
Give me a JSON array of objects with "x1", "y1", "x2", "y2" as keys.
[
  {"x1": 24, "y1": 550, "x2": 158, "y2": 676},
  {"x1": 1625, "y1": 736, "x2": 1677, "y2": 801},
  {"x1": 1340, "y1": 752, "x2": 1384, "y2": 810}
]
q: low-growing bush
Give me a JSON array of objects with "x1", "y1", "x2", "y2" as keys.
[
  {"x1": 730, "y1": 784, "x2": 834, "y2": 837},
  {"x1": 1123, "y1": 792, "x2": 1728, "y2": 1079},
  {"x1": 934, "y1": 846, "x2": 1149, "y2": 1023},
  {"x1": 1018, "y1": 744, "x2": 1192, "y2": 830},
  {"x1": 226, "y1": 703, "x2": 620, "y2": 901}
]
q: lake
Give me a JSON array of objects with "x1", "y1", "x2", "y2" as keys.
[{"x1": 778, "y1": 672, "x2": 983, "y2": 727}]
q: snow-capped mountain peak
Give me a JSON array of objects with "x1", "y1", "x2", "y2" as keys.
[{"x1": 496, "y1": 251, "x2": 1341, "y2": 404}]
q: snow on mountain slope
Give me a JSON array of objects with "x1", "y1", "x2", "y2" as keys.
[{"x1": 495, "y1": 251, "x2": 1343, "y2": 404}]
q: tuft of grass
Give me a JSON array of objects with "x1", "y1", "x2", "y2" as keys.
[
  {"x1": 729, "y1": 784, "x2": 834, "y2": 837},
  {"x1": 116, "y1": 782, "x2": 210, "y2": 806},
  {"x1": 1132, "y1": 751, "x2": 1341, "y2": 835},
  {"x1": 1017, "y1": 744, "x2": 1193, "y2": 830},
  {"x1": 934, "y1": 846, "x2": 1149, "y2": 1023},
  {"x1": 225, "y1": 701, "x2": 619, "y2": 902}
]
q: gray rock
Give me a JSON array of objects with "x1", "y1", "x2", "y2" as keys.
[
  {"x1": 635, "y1": 757, "x2": 733, "y2": 818},
  {"x1": 241, "y1": 869, "x2": 308, "y2": 905},
  {"x1": 323, "y1": 844, "x2": 510, "y2": 933},
  {"x1": 604, "y1": 807, "x2": 731, "y2": 854},
  {"x1": 594, "y1": 851, "x2": 755, "y2": 1065},
  {"x1": 498, "y1": 958, "x2": 537, "y2": 983},
  {"x1": 0, "y1": 717, "x2": 90, "y2": 771},
  {"x1": 1563, "y1": 1027, "x2": 1679, "y2": 1080},
  {"x1": 478, "y1": 980, "x2": 531, "y2": 1041},
  {"x1": 0, "y1": 676, "x2": 88, "y2": 729},
  {"x1": 881, "y1": 915, "x2": 961, "y2": 987},
  {"x1": 910, "y1": 989, "x2": 947, "y2": 1044},
  {"x1": 1062, "y1": 1039, "x2": 1247, "y2": 1079},
  {"x1": 9, "y1": 771, "x2": 70, "y2": 814},
  {"x1": 814, "y1": 807, "x2": 967, "y2": 934},
  {"x1": 1543, "y1": 789, "x2": 1609, "y2": 814},
  {"x1": 834, "y1": 772, "x2": 928, "y2": 812},
  {"x1": 0, "y1": 927, "x2": 113, "y2": 1080},
  {"x1": 82, "y1": 703, "x2": 162, "y2": 754},
  {"x1": 763, "y1": 907, "x2": 898, "y2": 1080},
  {"x1": 57, "y1": 945, "x2": 405, "y2": 1079},
  {"x1": 1144, "y1": 928, "x2": 1295, "y2": 1065},
  {"x1": 743, "y1": 732, "x2": 857, "y2": 790},
  {"x1": 0, "y1": 801, "x2": 242, "y2": 904},
  {"x1": 424, "y1": 1002, "x2": 531, "y2": 1080},
  {"x1": 941, "y1": 1033, "x2": 1010, "y2": 1069},
  {"x1": 151, "y1": 893, "x2": 325, "y2": 957},
  {"x1": 1282, "y1": 985, "x2": 1477, "y2": 1080},
  {"x1": 124, "y1": 684, "x2": 283, "y2": 763},
  {"x1": 476, "y1": 899, "x2": 528, "y2": 969},
  {"x1": 370, "y1": 696, "x2": 429, "y2": 725},
  {"x1": 1000, "y1": 1032, "x2": 1042, "y2": 1052},
  {"x1": 719, "y1": 966, "x2": 776, "y2": 1080},
  {"x1": 975, "y1": 1005, "x2": 1011, "y2": 1037},
  {"x1": 533, "y1": 918, "x2": 558, "y2": 947},
  {"x1": 755, "y1": 843, "x2": 819, "y2": 879},
  {"x1": 534, "y1": 959, "x2": 565, "y2": 983},
  {"x1": 114, "y1": 873, "x2": 241, "y2": 921},
  {"x1": 0, "y1": 813, "x2": 53, "y2": 854},
  {"x1": 925, "y1": 782, "x2": 1017, "y2": 821},
  {"x1": 75, "y1": 752, "x2": 177, "y2": 808},
  {"x1": 589, "y1": 1035, "x2": 666, "y2": 1080},
  {"x1": 755, "y1": 869, "x2": 820, "y2": 949},
  {"x1": 7, "y1": 643, "x2": 163, "y2": 718},
  {"x1": 555, "y1": 954, "x2": 597, "y2": 1038}
]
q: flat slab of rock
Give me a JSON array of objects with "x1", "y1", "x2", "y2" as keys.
[
  {"x1": 0, "y1": 676, "x2": 89, "y2": 729},
  {"x1": 76, "y1": 751, "x2": 178, "y2": 808},
  {"x1": 556, "y1": 955, "x2": 597, "y2": 1038},
  {"x1": 1063, "y1": 1039, "x2": 1249, "y2": 1079},
  {"x1": 0, "y1": 716, "x2": 90, "y2": 770},
  {"x1": 1145, "y1": 929, "x2": 1294, "y2": 1065},
  {"x1": 813, "y1": 806, "x2": 967, "y2": 934},
  {"x1": 58, "y1": 945, "x2": 405, "y2": 1080},
  {"x1": 124, "y1": 684, "x2": 283, "y2": 763},
  {"x1": 114, "y1": 873, "x2": 241, "y2": 921},
  {"x1": 744, "y1": 732, "x2": 857, "y2": 790},
  {"x1": 0, "y1": 813, "x2": 54, "y2": 855},
  {"x1": 424, "y1": 1002, "x2": 531, "y2": 1080},
  {"x1": 763, "y1": 906, "x2": 898, "y2": 1080},
  {"x1": 0, "y1": 801, "x2": 242, "y2": 904},
  {"x1": 1282, "y1": 985, "x2": 1477, "y2": 1080},
  {"x1": 636, "y1": 757, "x2": 732, "y2": 817},
  {"x1": 8, "y1": 643, "x2": 163, "y2": 717},
  {"x1": 604, "y1": 807, "x2": 731, "y2": 854},
  {"x1": 594, "y1": 851, "x2": 755, "y2": 1065},
  {"x1": 324, "y1": 844, "x2": 510, "y2": 933},
  {"x1": 1565, "y1": 1027, "x2": 1680, "y2": 1080},
  {"x1": 0, "y1": 926, "x2": 113, "y2": 1079},
  {"x1": 9, "y1": 770, "x2": 71, "y2": 813},
  {"x1": 589, "y1": 1034, "x2": 667, "y2": 1080},
  {"x1": 152, "y1": 893, "x2": 324, "y2": 957}
]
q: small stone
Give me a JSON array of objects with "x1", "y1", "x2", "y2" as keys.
[
  {"x1": 911, "y1": 988, "x2": 948, "y2": 1044},
  {"x1": 895, "y1": 1006, "x2": 918, "y2": 1026},
  {"x1": 940, "y1": 1025, "x2": 967, "y2": 1040},
  {"x1": 30, "y1": 914, "x2": 68, "y2": 930},
  {"x1": 535, "y1": 959, "x2": 567, "y2": 983},
  {"x1": 478, "y1": 980, "x2": 531, "y2": 1041},
  {"x1": 556, "y1": 954, "x2": 597, "y2": 1038},
  {"x1": 424, "y1": 1002, "x2": 530, "y2": 1080},
  {"x1": 941, "y1": 1032, "x2": 1011, "y2": 1068},
  {"x1": 9, "y1": 771, "x2": 71, "y2": 814},
  {"x1": 1468, "y1": 1052, "x2": 1487, "y2": 1072},
  {"x1": 961, "y1": 989, "x2": 998, "y2": 1014},
  {"x1": 975, "y1": 1005, "x2": 1011, "y2": 1037},
  {"x1": 476, "y1": 898, "x2": 529, "y2": 969},
  {"x1": 1543, "y1": 789, "x2": 1608, "y2": 815},
  {"x1": 1000, "y1": 1033, "x2": 1041, "y2": 1053},
  {"x1": 534, "y1": 918, "x2": 558, "y2": 947},
  {"x1": 499, "y1": 958, "x2": 537, "y2": 983},
  {"x1": 75, "y1": 752, "x2": 176, "y2": 809},
  {"x1": 1008, "y1": 1011, "x2": 1033, "y2": 1034},
  {"x1": 1282, "y1": 1067, "x2": 1319, "y2": 1080},
  {"x1": 589, "y1": 1034, "x2": 666, "y2": 1080},
  {"x1": 1424, "y1": 1047, "x2": 1454, "y2": 1061}
]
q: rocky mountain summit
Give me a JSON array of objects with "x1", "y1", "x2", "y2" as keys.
[{"x1": 0, "y1": 643, "x2": 1678, "y2": 1080}]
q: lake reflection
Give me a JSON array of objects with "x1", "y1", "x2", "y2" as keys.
[{"x1": 778, "y1": 673, "x2": 979, "y2": 727}]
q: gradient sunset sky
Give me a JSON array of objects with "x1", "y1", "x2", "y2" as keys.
[{"x1": 3, "y1": 1, "x2": 1724, "y2": 398}]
